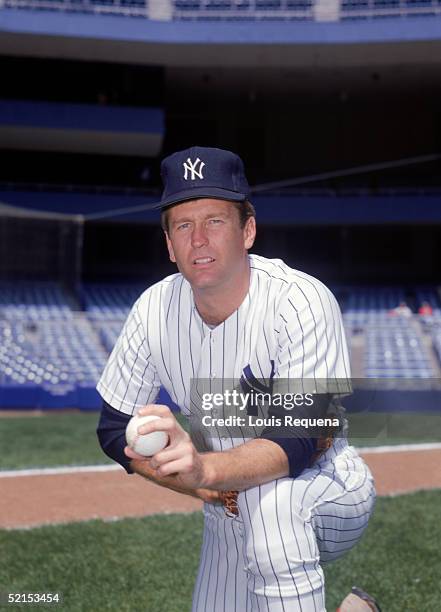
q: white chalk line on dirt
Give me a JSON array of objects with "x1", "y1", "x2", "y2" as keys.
[
  {"x1": 356, "y1": 442, "x2": 441, "y2": 454},
  {"x1": 0, "y1": 464, "x2": 122, "y2": 478},
  {"x1": 1, "y1": 442, "x2": 441, "y2": 478}
]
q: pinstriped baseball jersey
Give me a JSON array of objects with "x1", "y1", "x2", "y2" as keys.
[
  {"x1": 97, "y1": 253, "x2": 375, "y2": 612},
  {"x1": 98, "y1": 253, "x2": 350, "y2": 438}
]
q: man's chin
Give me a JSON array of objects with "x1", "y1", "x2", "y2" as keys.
[
  {"x1": 190, "y1": 279, "x2": 218, "y2": 292},
  {"x1": 183, "y1": 271, "x2": 220, "y2": 292}
]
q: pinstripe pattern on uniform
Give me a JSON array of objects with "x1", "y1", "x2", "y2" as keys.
[
  {"x1": 98, "y1": 296, "x2": 160, "y2": 414},
  {"x1": 97, "y1": 254, "x2": 375, "y2": 612}
]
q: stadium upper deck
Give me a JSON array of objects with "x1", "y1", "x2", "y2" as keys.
[{"x1": 2, "y1": 0, "x2": 441, "y2": 20}]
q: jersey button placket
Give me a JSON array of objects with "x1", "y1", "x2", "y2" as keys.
[
  {"x1": 209, "y1": 332, "x2": 217, "y2": 416},
  {"x1": 210, "y1": 333, "x2": 216, "y2": 379}
]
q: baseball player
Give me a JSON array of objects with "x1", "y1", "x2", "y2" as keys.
[{"x1": 97, "y1": 146, "x2": 379, "y2": 612}]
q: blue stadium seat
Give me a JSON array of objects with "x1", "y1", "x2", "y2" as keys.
[
  {"x1": 340, "y1": 0, "x2": 369, "y2": 9},
  {"x1": 1, "y1": 282, "x2": 439, "y2": 409},
  {"x1": 205, "y1": 0, "x2": 233, "y2": 9},
  {"x1": 286, "y1": 0, "x2": 312, "y2": 8},
  {"x1": 255, "y1": 0, "x2": 282, "y2": 9},
  {"x1": 175, "y1": 0, "x2": 201, "y2": 9}
]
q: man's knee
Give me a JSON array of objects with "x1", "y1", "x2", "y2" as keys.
[{"x1": 312, "y1": 481, "x2": 376, "y2": 564}]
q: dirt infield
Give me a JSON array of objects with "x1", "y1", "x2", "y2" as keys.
[{"x1": 1, "y1": 447, "x2": 441, "y2": 529}]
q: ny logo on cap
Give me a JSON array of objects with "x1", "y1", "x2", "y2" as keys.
[{"x1": 183, "y1": 157, "x2": 205, "y2": 181}]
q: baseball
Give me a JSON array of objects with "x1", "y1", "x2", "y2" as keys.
[{"x1": 125, "y1": 414, "x2": 169, "y2": 457}]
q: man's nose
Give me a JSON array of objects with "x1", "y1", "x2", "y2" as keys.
[{"x1": 191, "y1": 224, "x2": 209, "y2": 248}]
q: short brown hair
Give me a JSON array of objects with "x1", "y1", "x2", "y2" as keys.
[{"x1": 161, "y1": 199, "x2": 255, "y2": 234}]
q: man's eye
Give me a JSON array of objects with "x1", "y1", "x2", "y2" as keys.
[
  {"x1": 208, "y1": 218, "x2": 223, "y2": 225},
  {"x1": 177, "y1": 223, "x2": 190, "y2": 230}
]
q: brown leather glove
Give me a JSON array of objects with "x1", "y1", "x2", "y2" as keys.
[
  {"x1": 309, "y1": 434, "x2": 334, "y2": 466},
  {"x1": 219, "y1": 490, "x2": 239, "y2": 517}
]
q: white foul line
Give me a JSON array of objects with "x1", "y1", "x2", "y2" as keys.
[
  {"x1": 1, "y1": 443, "x2": 441, "y2": 478},
  {"x1": 0, "y1": 464, "x2": 122, "y2": 478},
  {"x1": 357, "y1": 442, "x2": 441, "y2": 454}
]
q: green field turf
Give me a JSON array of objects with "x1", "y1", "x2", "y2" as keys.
[
  {"x1": 1, "y1": 411, "x2": 440, "y2": 471},
  {"x1": 0, "y1": 412, "x2": 191, "y2": 471},
  {"x1": 0, "y1": 491, "x2": 440, "y2": 612},
  {"x1": 0, "y1": 413, "x2": 111, "y2": 470},
  {"x1": 347, "y1": 411, "x2": 441, "y2": 447}
]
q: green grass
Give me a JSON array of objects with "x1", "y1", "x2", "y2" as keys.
[
  {"x1": 0, "y1": 413, "x2": 109, "y2": 470},
  {"x1": 0, "y1": 513, "x2": 202, "y2": 612},
  {"x1": 0, "y1": 412, "x2": 190, "y2": 471},
  {"x1": 347, "y1": 412, "x2": 441, "y2": 447},
  {"x1": 324, "y1": 490, "x2": 441, "y2": 611},
  {"x1": 0, "y1": 411, "x2": 439, "y2": 471},
  {"x1": 0, "y1": 491, "x2": 440, "y2": 612}
]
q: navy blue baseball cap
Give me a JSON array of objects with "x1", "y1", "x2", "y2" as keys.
[{"x1": 158, "y1": 146, "x2": 250, "y2": 210}]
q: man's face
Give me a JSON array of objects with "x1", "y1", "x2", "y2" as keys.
[{"x1": 165, "y1": 198, "x2": 256, "y2": 291}]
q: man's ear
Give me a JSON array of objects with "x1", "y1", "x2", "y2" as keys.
[
  {"x1": 164, "y1": 231, "x2": 176, "y2": 263},
  {"x1": 243, "y1": 217, "x2": 256, "y2": 250}
]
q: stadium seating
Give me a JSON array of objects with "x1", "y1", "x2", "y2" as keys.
[
  {"x1": 81, "y1": 282, "x2": 145, "y2": 316},
  {"x1": 0, "y1": 282, "x2": 148, "y2": 409},
  {"x1": 3, "y1": 0, "x2": 150, "y2": 17},
  {"x1": 415, "y1": 287, "x2": 441, "y2": 326},
  {"x1": 6, "y1": 0, "x2": 437, "y2": 20},
  {"x1": 340, "y1": 0, "x2": 441, "y2": 18},
  {"x1": 82, "y1": 282, "x2": 146, "y2": 353},
  {"x1": 0, "y1": 281, "x2": 73, "y2": 319},
  {"x1": 364, "y1": 319, "x2": 436, "y2": 378},
  {"x1": 433, "y1": 330, "x2": 441, "y2": 362},
  {"x1": 341, "y1": 286, "x2": 407, "y2": 328},
  {"x1": 341, "y1": 286, "x2": 440, "y2": 378},
  {"x1": 0, "y1": 281, "x2": 440, "y2": 409},
  {"x1": 0, "y1": 282, "x2": 99, "y2": 409},
  {"x1": 172, "y1": 0, "x2": 314, "y2": 19},
  {"x1": 0, "y1": 301, "x2": 109, "y2": 409}
]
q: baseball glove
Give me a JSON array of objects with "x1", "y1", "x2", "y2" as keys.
[{"x1": 219, "y1": 490, "x2": 239, "y2": 517}]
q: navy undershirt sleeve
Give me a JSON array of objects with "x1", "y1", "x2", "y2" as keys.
[
  {"x1": 260, "y1": 393, "x2": 334, "y2": 478},
  {"x1": 96, "y1": 401, "x2": 133, "y2": 474},
  {"x1": 265, "y1": 436, "x2": 317, "y2": 478}
]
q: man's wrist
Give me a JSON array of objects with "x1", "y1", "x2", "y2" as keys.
[{"x1": 199, "y1": 453, "x2": 218, "y2": 489}]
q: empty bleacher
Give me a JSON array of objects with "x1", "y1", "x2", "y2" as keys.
[
  {"x1": 340, "y1": 0, "x2": 441, "y2": 19},
  {"x1": 0, "y1": 282, "x2": 110, "y2": 409},
  {"x1": 0, "y1": 281, "x2": 73, "y2": 319},
  {"x1": 364, "y1": 319, "x2": 435, "y2": 378},
  {"x1": 433, "y1": 330, "x2": 441, "y2": 363},
  {"x1": 0, "y1": 281, "x2": 150, "y2": 409},
  {"x1": 1, "y1": 281, "x2": 440, "y2": 409},
  {"x1": 82, "y1": 282, "x2": 146, "y2": 317},
  {"x1": 3, "y1": 0, "x2": 150, "y2": 17},
  {"x1": 341, "y1": 286, "x2": 441, "y2": 379},
  {"x1": 82, "y1": 282, "x2": 146, "y2": 352},
  {"x1": 4, "y1": 0, "x2": 438, "y2": 20}
]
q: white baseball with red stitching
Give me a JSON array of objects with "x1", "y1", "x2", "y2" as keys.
[{"x1": 125, "y1": 414, "x2": 168, "y2": 456}]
